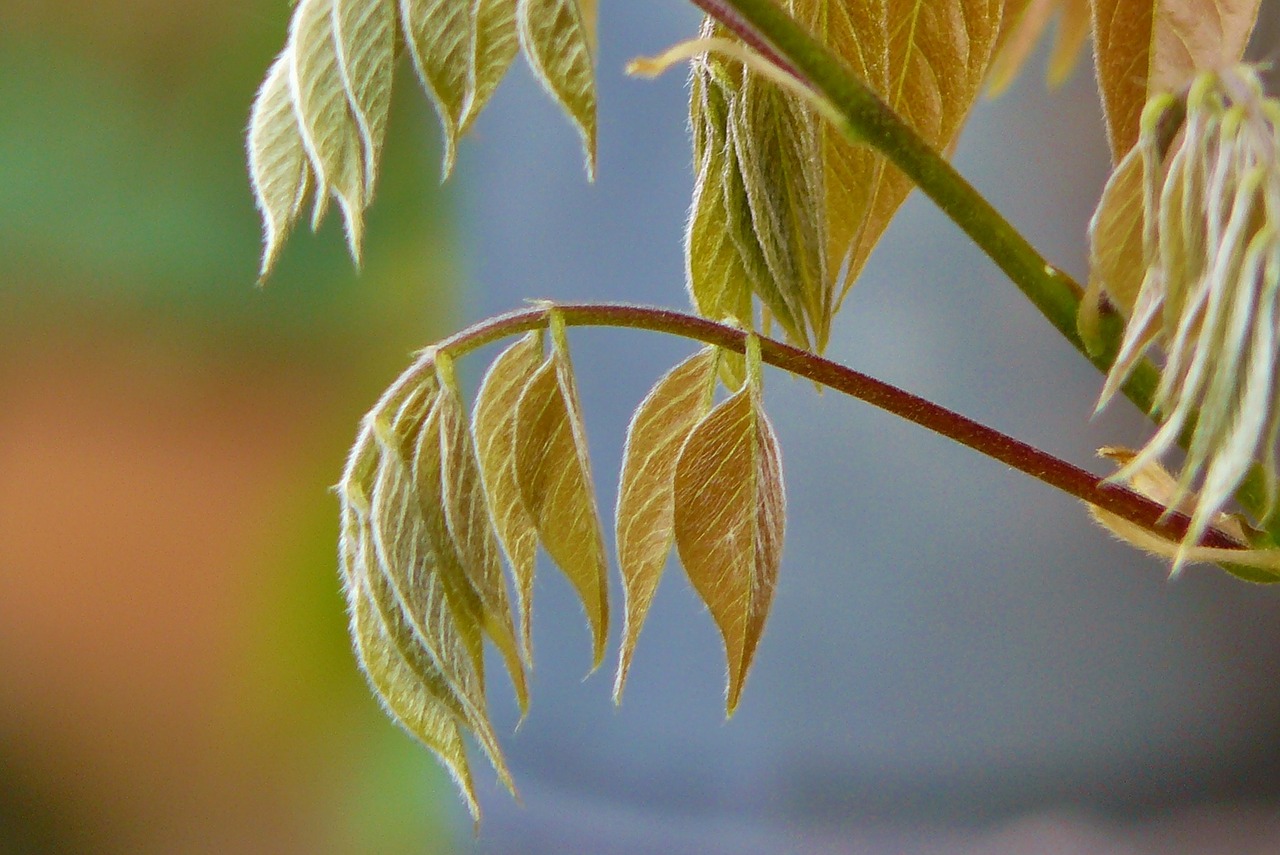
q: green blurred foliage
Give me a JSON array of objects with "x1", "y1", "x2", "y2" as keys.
[{"x1": 0, "y1": 1, "x2": 470, "y2": 851}]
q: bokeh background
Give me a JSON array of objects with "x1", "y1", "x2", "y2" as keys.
[{"x1": 7, "y1": 1, "x2": 1280, "y2": 853}]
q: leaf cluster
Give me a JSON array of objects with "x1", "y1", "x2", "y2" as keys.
[{"x1": 337, "y1": 313, "x2": 784, "y2": 818}]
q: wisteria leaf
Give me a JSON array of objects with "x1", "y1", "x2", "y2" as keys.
[
  {"x1": 400, "y1": 0, "x2": 472, "y2": 175},
  {"x1": 473, "y1": 333, "x2": 544, "y2": 660},
  {"x1": 513, "y1": 327, "x2": 609, "y2": 669},
  {"x1": 1086, "y1": 144, "x2": 1146, "y2": 326},
  {"x1": 333, "y1": 0, "x2": 395, "y2": 197},
  {"x1": 350, "y1": 580, "x2": 481, "y2": 820},
  {"x1": 517, "y1": 0, "x2": 597, "y2": 177},
  {"x1": 466, "y1": 0, "x2": 521, "y2": 131},
  {"x1": 248, "y1": 51, "x2": 313, "y2": 280},
  {"x1": 289, "y1": 0, "x2": 367, "y2": 260},
  {"x1": 1092, "y1": 0, "x2": 1259, "y2": 160},
  {"x1": 987, "y1": 0, "x2": 1090, "y2": 95},
  {"x1": 613, "y1": 348, "x2": 718, "y2": 701},
  {"x1": 436, "y1": 356, "x2": 528, "y2": 711},
  {"x1": 673, "y1": 341, "x2": 784, "y2": 714}
]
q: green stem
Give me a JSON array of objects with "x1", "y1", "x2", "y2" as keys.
[
  {"x1": 698, "y1": 0, "x2": 1276, "y2": 541},
  {"x1": 435, "y1": 302, "x2": 1246, "y2": 553}
]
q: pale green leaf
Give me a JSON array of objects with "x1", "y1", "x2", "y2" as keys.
[
  {"x1": 400, "y1": 0, "x2": 472, "y2": 175},
  {"x1": 435, "y1": 357, "x2": 529, "y2": 711},
  {"x1": 350, "y1": 578, "x2": 481, "y2": 820},
  {"x1": 333, "y1": 0, "x2": 395, "y2": 196},
  {"x1": 473, "y1": 333, "x2": 544, "y2": 660},
  {"x1": 1084, "y1": 144, "x2": 1146, "y2": 333},
  {"x1": 613, "y1": 348, "x2": 718, "y2": 701},
  {"x1": 465, "y1": 0, "x2": 521, "y2": 131},
  {"x1": 288, "y1": 0, "x2": 368, "y2": 260},
  {"x1": 673, "y1": 340, "x2": 784, "y2": 714},
  {"x1": 513, "y1": 326, "x2": 609, "y2": 669},
  {"x1": 248, "y1": 51, "x2": 313, "y2": 280},
  {"x1": 517, "y1": 0, "x2": 597, "y2": 177}
]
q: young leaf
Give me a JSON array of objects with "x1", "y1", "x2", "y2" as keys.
[
  {"x1": 987, "y1": 0, "x2": 1090, "y2": 95},
  {"x1": 333, "y1": 0, "x2": 395, "y2": 197},
  {"x1": 465, "y1": 0, "x2": 521, "y2": 131},
  {"x1": 473, "y1": 333, "x2": 544, "y2": 659},
  {"x1": 513, "y1": 323, "x2": 609, "y2": 669},
  {"x1": 350, "y1": 579, "x2": 481, "y2": 820},
  {"x1": 288, "y1": 0, "x2": 369, "y2": 260},
  {"x1": 517, "y1": 0, "x2": 597, "y2": 177},
  {"x1": 400, "y1": 0, "x2": 473, "y2": 175},
  {"x1": 248, "y1": 52, "x2": 313, "y2": 280},
  {"x1": 613, "y1": 348, "x2": 718, "y2": 701},
  {"x1": 673, "y1": 338, "x2": 784, "y2": 714},
  {"x1": 1091, "y1": 0, "x2": 1260, "y2": 160},
  {"x1": 435, "y1": 357, "x2": 529, "y2": 711},
  {"x1": 1083, "y1": 144, "x2": 1146, "y2": 338}
]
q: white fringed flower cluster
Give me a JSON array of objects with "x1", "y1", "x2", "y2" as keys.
[{"x1": 1098, "y1": 65, "x2": 1280, "y2": 558}]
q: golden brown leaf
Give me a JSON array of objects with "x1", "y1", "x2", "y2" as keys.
[
  {"x1": 987, "y1": 0, "x2": 1091, "y2": 95},
  {"x1": 517, "y1": 0, "x2": 597, "y2": 176},
  {"x1": 513, "y1": 321, "x2": 609, "y2": 669},
  {"x1": 473, "y1": 333, "x2": 544, "y2": 660},
  {"x1": 673, "y1": 338, "x2": 784, "y2": 714},
  {"x1": 613, "y1": 348, "x2": 718, "y2": 701}
]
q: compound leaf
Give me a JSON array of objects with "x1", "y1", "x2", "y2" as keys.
[{"x1": 613, "y1": 347, "x2": 718, "y2": 701}]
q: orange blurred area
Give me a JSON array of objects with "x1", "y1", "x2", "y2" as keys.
[{"x1": 0, "y1": 1, "x2": 462, "y2": 851}]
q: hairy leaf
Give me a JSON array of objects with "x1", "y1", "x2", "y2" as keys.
[
  {"x1": 333, "y1": 0, "x2": 394, "y2": 196},
  {"x1": 400, "y1": 0, "x2": 472, "y2": 175},
  {"x1": 350, "y1": 578, "x2": 480, "y2": 819},
  {"x1": 513, "y1": 324, "x2": 609, "y2": 668},
  {"x1": 473, "y1": 333, "x2": 544, "y2": 659},
  {"x1": 1092, "y1": 0, "x2": 1260, "y2": 161},
  {"x1": 466, "y1": 0, "x2": 521, "y2": 131},
  {"x1": 247, "y1": 52, "x2": 313, "y2": 280},
  {"x1": 613, "y1": 348, "x2": 718, "y2": 700},
  {"x1": 673, "y1": 340, "x2": 784, "y2": 714},
  {"x1": 987, "y1": 0, "x2": 1090, "y2": 95},
  {"x1": 517, "y1": 0, "x2": 597, "y2": 177},
  {"x1": 289, "y1": 0, "x2": 368, "y2": 259},
  {"x1": 1083, "y1": 144, "x2": 1146, "y2": 331},
  {"x1": 436, "y1": 357, "x2": 528, "y2": 711}
]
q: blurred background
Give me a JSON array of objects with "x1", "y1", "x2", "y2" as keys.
[{"x1": 7, "y1": 1, "x2": 1280, "y2": 853}]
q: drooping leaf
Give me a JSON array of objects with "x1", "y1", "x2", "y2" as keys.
[
  {"x1": 350, "y1": 577, "x2": 481, "y2": 820},
  {"x1": 517, "y1": 0, "x2": 597, "y2": 177},
  {"x1": 1091, "y1": 0, "x2": 1260, "y2": 161},
  {"x1": 512, "y1": 321, "x2": 609, "y2": 669},
  {"x1": 365, "y1": 382, "x2": 515, "y2": 790},
  {"x1": 247, "y1": 51, "x2": 313, "y2": 280},
  {"x1": 473, "y1": 333, "x2": 544, "y2": 659},
  {"x1": 288, "y1": 0, "x2": 368, "y2": 259},
  {"x1": 613, "y1": 348, "x2": 718, "y2": 701},
  {"x1": 333, "y1": 0, "x2": 395, "y2": 197},
  {"x1": 466, "y1": 0, "x2": 521, "y2": 131},
  {"x1": 673, "y1": 338, "x2": 784, "y2": 714},
  {"x1": 987, "y1": 0, "x2": 1090, "y2": 95},
  {"x1": 435, "y1": 355, "x2": 528, "y2": 711},
  {"x1": 1083, "y1": 143, "x2": 1146, "y2": 336},
  {"x1": 400, "y1": 0, "x2": 472, "y2": 175}
]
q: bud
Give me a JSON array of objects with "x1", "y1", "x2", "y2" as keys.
[{"x1": 1094, "y1": 65, "x2": 1280, "y2": 559}]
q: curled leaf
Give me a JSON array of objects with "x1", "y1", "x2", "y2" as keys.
[
  {"x1": 513, "y1": 321, "x2": 609, "y2": 669},
  {"x1": 674, "y1": 337, "x2": 784, "y2": 714},
  {"x1": 517, "y1": 0, "x2": 597, "y2": 177},
  {"x1": 473, "y1": 333, "x2": 544, "y2": 659},
  {"x1": 613, "y1": 348, "x2": 718, "y2": 701}
]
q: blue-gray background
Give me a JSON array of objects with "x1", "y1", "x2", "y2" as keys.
[{"x1": 453, "y1": 3, "x2": 1280, "y2": 852}]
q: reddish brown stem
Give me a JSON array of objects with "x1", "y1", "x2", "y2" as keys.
[{"x1": 435, "y1": 303, "x2": 1243, "y2": 551}]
